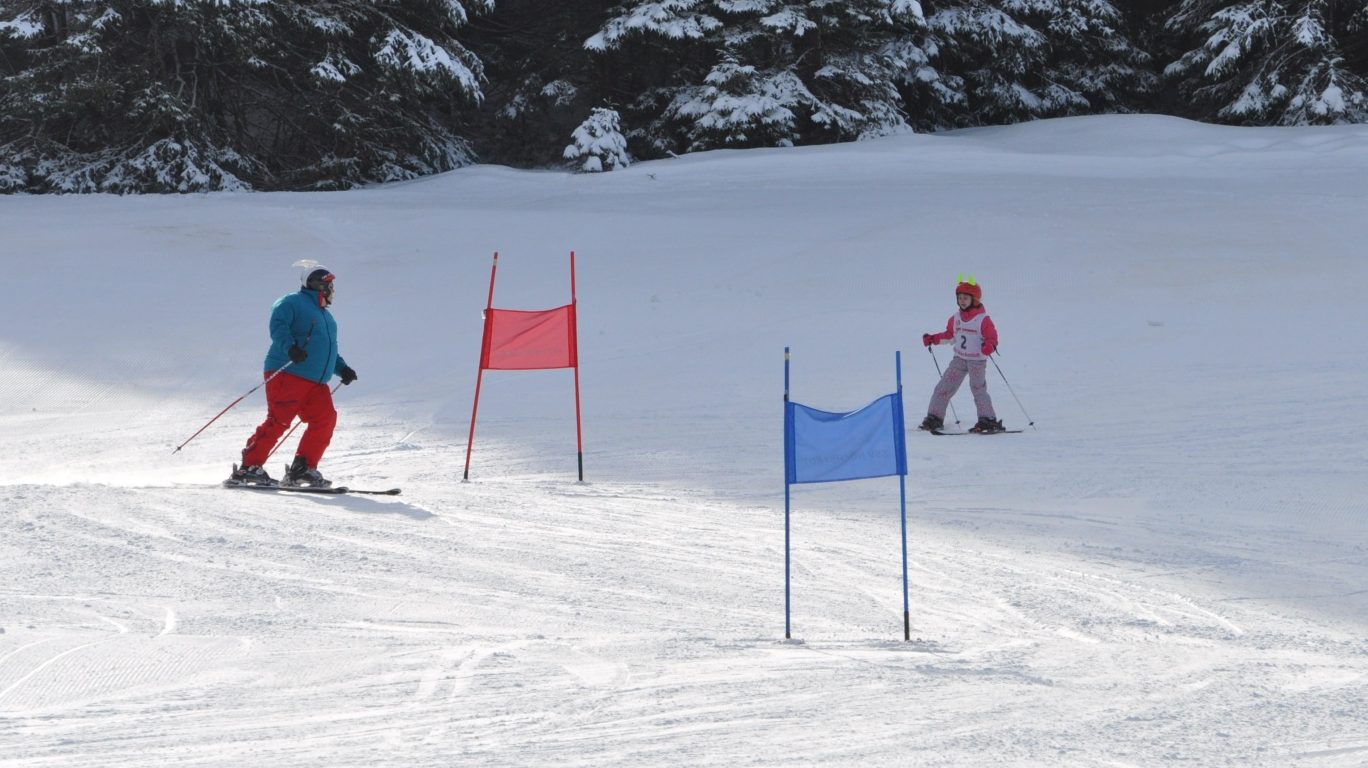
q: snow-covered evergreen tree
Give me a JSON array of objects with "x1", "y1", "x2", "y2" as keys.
[
  {"x1": 462, "y1": 0, "x2": 614, "y2": 167},
  {"x1": 563, "y1": 106, "x2": 632, "y2": 171},
  {"x1": 6, "y1": 0, "x2": 1364, "y2": 190},
  {"x1": 1161, "y1": 0, "x2": 1368, "y2": 124},
  {"x1": 586, "y1": 0, "x2": 938, "y2": 155},
  {"x1": 1043, "y1": 0, "x2": 1158, "y2": 112},
  {"x1": 662, "y1": 57, "x2": 806, "y2": 150},
  {"x1": 924, "y1": 0, "x2": 1156, "y2": 126},
  {"x1": 0, "y1": 0, "x2": 491, "y2": 192}
]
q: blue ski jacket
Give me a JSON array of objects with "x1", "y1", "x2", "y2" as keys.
[{"x1": 263, "y1": 289, "x2": 348, "y2": 384}]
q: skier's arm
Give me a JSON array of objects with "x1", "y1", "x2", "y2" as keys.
[
  {"x1": 268, "y1": 300, "x2": 296, "y2": 348},
  {"x1": 925, "y1": 315, "x2": 955, "y2": 345},
  {"x1": 334, "y1": 355, "x2": 357, "y2": 385},
  {"x1": 980, "y1": 316, "x2": 998, "y2": 356}
]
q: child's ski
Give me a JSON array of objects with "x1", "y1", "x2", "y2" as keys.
[{"x1": 929, "y1": 429, "x2": 1023, "y2": 436}]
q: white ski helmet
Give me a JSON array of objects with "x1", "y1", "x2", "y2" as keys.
[
  {"x1": 297, "y1": 262, "x2": 335, "y2": 306},
  {"x1": 300, "y1": 264, "x2": 331, "y2": 288}
]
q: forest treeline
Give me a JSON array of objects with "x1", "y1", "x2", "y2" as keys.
[{"x1": 1, "y1": 0, "x2": 1364, "y2": 191}]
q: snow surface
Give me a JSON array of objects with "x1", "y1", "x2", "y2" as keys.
[{"x1": 2, "y1": 114, "x2": 1367, "y2": 766}]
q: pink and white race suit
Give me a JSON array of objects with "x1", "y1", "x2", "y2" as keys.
[{"x1": 925, "y1": 305, "x2": 998, "y2": 420}]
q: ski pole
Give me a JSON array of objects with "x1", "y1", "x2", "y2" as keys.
[
  {"x1": 989, "y1": 353, "x2": 1035, "y2": 428},
  {"x1": 174, "y1": 320, "x2": 319, "y2": 454},
  {"x1": 264, "y1": 381, "x2": 344, "y2": 463},
  {"x1": 173, "y1": 361, "x2": 293, "y2": 453},
  {"x1": 927, "y1": 346, "x2": 961, "y2": 425}
]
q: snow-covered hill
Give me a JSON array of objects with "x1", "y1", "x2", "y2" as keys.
[{"x1": 2, "y1": 115, "x2": 1366, "y2": 766}]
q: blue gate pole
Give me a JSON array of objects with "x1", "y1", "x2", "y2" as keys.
[
  {"x1": 896, "y1": 350, "x2": 911, "y2": 642},
  {"x1": 784, "y1": 347, "x2": 792, "y2": 640}
]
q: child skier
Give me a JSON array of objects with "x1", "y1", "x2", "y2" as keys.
[{"x1": 919, "y1": 276, "x2": 1004, "y2": 434}]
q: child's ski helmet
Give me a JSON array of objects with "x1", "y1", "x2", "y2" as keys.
[{"x1": 955, "y1": 274, "x2": 981, "y2": 301}]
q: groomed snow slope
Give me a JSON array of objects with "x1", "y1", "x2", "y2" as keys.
[{"x1": 2, "y1": 115, "x2": 1366, "y2": 766}]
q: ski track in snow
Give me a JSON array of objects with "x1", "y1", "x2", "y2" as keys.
[
  {"x1": 2, "y1": 452, "x2": 1365, "y2": 766},
  {"x1": 3, "y1": 116, "x2": 1368, "y2": 765}
]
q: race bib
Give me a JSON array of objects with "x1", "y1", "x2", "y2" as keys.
[{"x1": 952, "y1": 313, "x2": 988, "y2": 361}]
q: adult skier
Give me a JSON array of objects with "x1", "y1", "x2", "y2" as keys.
[
  {"x1": 919, "y1": 276, "x2": 1004, "y2": 434},
  {"x1": 229, "y1": 265, "x2": 357, "y2": 487}
]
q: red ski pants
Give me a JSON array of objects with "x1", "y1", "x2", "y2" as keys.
[{"x1": 241, "y1": 371, "x2": 336, "y2": 469}]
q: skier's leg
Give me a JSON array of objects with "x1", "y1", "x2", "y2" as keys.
[
  {"x1": 968, "y1": 360, "x2": 996, "y2": 420},
  {"x1": 927, "y1": 357, "x2": 968, "y2": 418},
  {"x1": 241, "y1": 374, "x2": 305, "y2": 467},
  {"x1": 295, "y1": 382, "x2": 337, "y2": 468}
]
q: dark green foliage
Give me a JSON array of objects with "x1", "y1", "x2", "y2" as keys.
[
  {"x1": 1, "y1": 0, "x2": 1365, "y2": 192},
  {"x1": 922, "y1": 0, "x2": 1157, "y2": 126},
  {"x1": 459, "y1": 0, "x2": 620, "y2": 167},
  {"x1": 1159, "y1": 0, "x2": 1368, "y2": 124},
  {"x1": 0, "y1": 0, "x2": 488, "y2": 191},
  {"x1": 580, "y1": 1, "x2": 939, "y2": 157}
]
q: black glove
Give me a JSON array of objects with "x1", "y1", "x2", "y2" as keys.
[
  {"x1": 339, "y1": 365, "x2": 357, "y2": 385},
  {"x1": 288, "y1": 344, "x2": 308, "y2": 364}
]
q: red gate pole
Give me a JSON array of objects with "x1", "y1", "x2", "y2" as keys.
[
  {"x1": 570, "y1": 251, "x2": 584, "y2": 482},
  {"x1": 464, "y1": 252, "x2": 499, "y2": 481}
]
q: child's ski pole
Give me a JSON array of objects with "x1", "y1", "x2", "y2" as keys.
[
  {"x1": 989, "y1": 353, "x2": 1035, "y2": 428},
  {"x1": 927, "y1": 346, "x2": 961, "y2": 426}
]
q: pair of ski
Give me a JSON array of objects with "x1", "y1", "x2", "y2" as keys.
[
  {"x1": 927, "y1": 428, "x2": 1022, "y2": 436},
  {"x1": 223, "y1": 479, "x2": 401, "y2": 495}
]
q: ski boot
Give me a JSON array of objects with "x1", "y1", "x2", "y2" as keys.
[
  {"x1": 228, "y1": 463, "x2": 275, "y2": 486},
  {"x1": 918, "y1": 414, "x2": 944, "y2": 432},
  {"x1": 969, "y1": 417, "x2": 1005, "y2": 434},
  {"x1": 280, "y1": 455, "x2": 332, "y2": 488}
]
